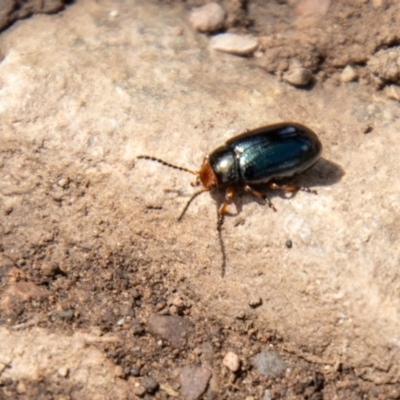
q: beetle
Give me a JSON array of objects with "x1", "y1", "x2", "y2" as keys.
[{"x1": 137, "y1": 122, "x2": 322, "y2": 230}]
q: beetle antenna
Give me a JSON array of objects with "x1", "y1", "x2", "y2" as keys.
[
  {"x1": 137, "y1": 155, "x2": 197, "y2": 175},
  {"x1": 177, "y1": 188, "x2": 209, "y2": 222}
]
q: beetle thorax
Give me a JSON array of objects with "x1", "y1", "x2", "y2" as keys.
[{"x1": 199, "y1": 157, "x2": 219, "y2": 189}]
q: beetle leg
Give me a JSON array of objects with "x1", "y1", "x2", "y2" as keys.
[
  {"x1": 244, "y1": 184, "x2": 277, "y2": 212},
  {"x1": 268, "y1": 181, "x2": 317, "y2": 195},
  {"x1": 217, "y1": 186, "x2": 235, "y2": 230},
  {"x1": 177, "y1": 188, "x2": 209, "y2": 222}
]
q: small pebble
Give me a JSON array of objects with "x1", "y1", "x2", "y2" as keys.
[
  {"x1": 132, "y1": 384, "x2": 146, "y2": 397},
  {"x1": 362, "y1": 123, "x2": 373, "y2": 134},
  {"x1": 384, "y1": 85, "x2": 400, "y2": 102},
  {"x1": 210, "y1": 33, "x2": 258, "y2": 56},
  {"x1": 57, "y1": 177, "x2": 69, "y2": 188},
  {"x1": 223, "y1": 351, "x2": 241, "y2": 372},
  {"x1": 340, "y1": 65, "x2": 357, "y2": 82},
  {"x1": 130, "y1": 366, "x2": 141, "y2": 377},
  {"x1": 253, "y1": 351, "x2": 287, "y2": 378},
  {"x1": 114, "y1": 365, "x2": 124, "y2": 377},
  {"x1": 55, "y1": 310, "x2": 74, "y2": 321},
  {"x1": 142, "y1": 376, "x2": 159, "y2": 394},
  {"x1": 16, "y1": 381, "x2": 26, "y2": 394},
  {"x1": 189, "y1": 3, "x2": 225, "y2": 33},
  {"x1": 131, "y1": 288, "x2": 141, "y2": 299},
  {"x1": 171, "y1": 296, "x2": 184, "y2": 307},
  {"x1": 193, "y1": 347, "x2": 202, "y2": 356},
  {"x1": 283, "y1": 67, "x2": 312, "y2": 87},
  {"x1": 131, "y1": 320, "x2": 145, "y2": 335},
  {"x1": 169, "y1": 305, "x2": 178, "y2": 314},
  {"x1": 171, "y1": 26, "x2": 183, "y2": 36},
  {"x1": 108, "y1": 9, "x2": 119, "y2": 18},
  {"x1": 155, "y1": 302, "x2": 166, "y2": 312},
  {"x1": 236, "y1": 311, "x2": 245, "y2": 320},
  {"x1": 58, "y1": 367, "x2": 69, "y2": 377},
  {"x1": 40, "y1": 262, "x2": 59, "y2": 277},
  {"x1": 248, "y1": 295, "x2": 262, "y2": 308},
  {"x1": 147, "y1": 314, "x2": 191, "y2": 348},
  {"x1": 285, "y1": 239, "x2": 292, "y2": 249}
]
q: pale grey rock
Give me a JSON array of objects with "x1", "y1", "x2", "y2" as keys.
[
  {"x1": 210, "y1": 33, "x2": 258, "y2": 56},
  {"x1": 283, "y1": 67, "x2": 312, "y2": 86},
  {"x1": 253, "y1": 351, "x2": 287, "y2": 378},
  {"x1": 142, "y1": 376, "x2": 159, "y2": 394},
  {"x1": 189, "y1": 3, "x2": 225, "y2": 33}
]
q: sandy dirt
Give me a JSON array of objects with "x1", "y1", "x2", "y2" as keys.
[{"x1": 1, "y1": 0, "x2": 400, "y2": 399}]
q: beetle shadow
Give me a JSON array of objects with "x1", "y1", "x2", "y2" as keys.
[
  {"x1": 210, "y1": 157, "x2": 344, "y2": 217},
  {"x1": 208, "y1": 158, "x2": 344, "y2": 275}
]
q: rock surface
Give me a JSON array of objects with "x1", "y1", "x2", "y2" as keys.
[{"x1": 0, "y1": 0, "x2": 400, "y2": 397}]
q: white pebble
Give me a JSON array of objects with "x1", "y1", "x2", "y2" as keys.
[
  {"x1": 189, "y1": 3, "x2": 225, "y2": 33},
  {"x1": 210, "y1": 33, "x2": 258, "y2": 56},
  {"x1": 58, "y1": 367, "x2": 69, "y2": 377},
  {"x1": 57, "y1": 177, "x2": 69, "y2": 188},
  {"x1": 340, "y1": 65, "x2": 357, "y2": 82},
  {"x1": 223, "y1": 351, "x2": 241, "y2": 372},
  {"x1": 283, "y1": 67, "x2": 312, "y2": 87}
]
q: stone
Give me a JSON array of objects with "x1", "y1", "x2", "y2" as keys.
[
  {"x1": 340, "y1": 65, "x2": 357, "y2": 82},
  {"x1": 189, "y1": 3, "x2": 225, "y2": 33},
  {"x1": 223, "y1": 351, "x2": 241, "y2": 372},
  {"x1": 283, "y1": 67, "x2": 312, "y2": 86},
  {"x1": 179, "y1": 365, "x2": 212, "y2": 400},
  {"x1": 253, "y1": 351, "x2": 287, "y2": 378},
  {"x1": 147, "y1": 314, "x2": 191, "y2": 348},
  {"x1": 210, "y1": 33, "x2": 258, "y2": 56}
]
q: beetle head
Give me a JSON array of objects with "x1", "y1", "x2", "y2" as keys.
[{"x1": 198, "y1": 156, "x2": 219, "y2": 190}]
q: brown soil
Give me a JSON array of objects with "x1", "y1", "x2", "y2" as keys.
[{"x1": 1, "y1": 1, "x2": 400, "y2": 399}]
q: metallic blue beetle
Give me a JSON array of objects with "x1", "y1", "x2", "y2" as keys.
[{"x1": 138, "y1": 123, "x2": 322, "y2": 229}]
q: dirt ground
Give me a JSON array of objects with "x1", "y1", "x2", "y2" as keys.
[{"x1": 1, "y1": 0, "x2": 400, "y2": 399}]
